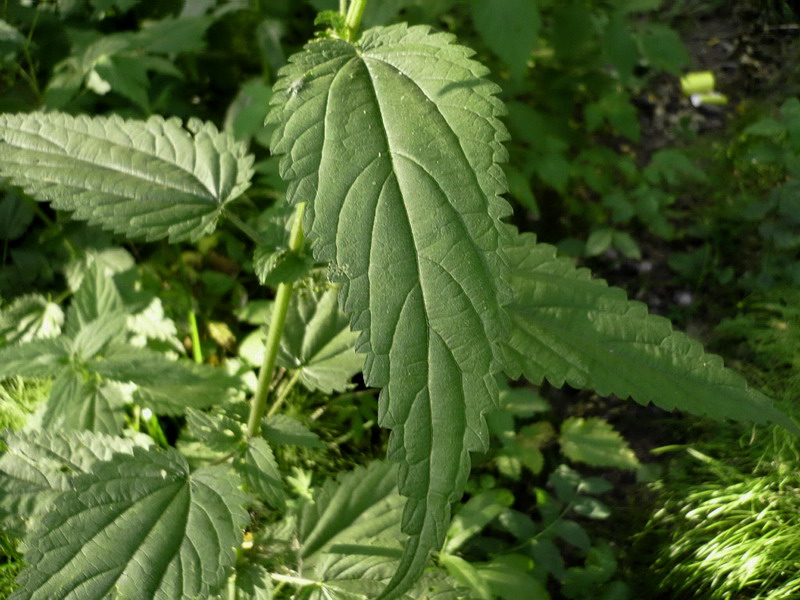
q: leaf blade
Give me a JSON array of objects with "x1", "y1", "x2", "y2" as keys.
[
  {"x1": 0, "y1": 112, "x2": 254, "y2": 242},
  {"x1": 269, "y1": 24, "x2": 512, "y2": 598},
  {"x1": 504, "y1": 233, "x2": 797, "y2": 432}
]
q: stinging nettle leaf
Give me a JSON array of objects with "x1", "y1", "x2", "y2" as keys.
[
  {"x1": 269, "y1": 23, "x2": 512, "y2": 598},
  {"x1": 0, "y1": 112, "x2": 254, "y2": 242},
  {"x1": 278, "y1": 284, "x2": 364, "y2": 394},
  {"x1": 503, "y1": 233, "x2": 798, "y2": 433},
  {"x1": 12, "y1": 446, "x2": 248, "y2": 600}
]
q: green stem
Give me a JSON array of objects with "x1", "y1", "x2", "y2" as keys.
[
  {"x1": 226, "y1": 210, "x2": 269, "y2": 246},
  {"x1": 344, "y1": 0, "x2": 368, "y2": 41},
  {"x1": 188, "y1": 310, "x2": 203, "y2": 364},
  {"x1": 266, "y1": 369, "x2": 302, "y2": 418},
  {"x1": 246, "y1": 203, "x2": 306, "y2": 438},
  {"x1": 339, "y1": 0, "x2": 347, "y2": 15}
]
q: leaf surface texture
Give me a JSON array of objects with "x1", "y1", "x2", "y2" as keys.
[
  {"x1": 269, "y1": 24, "x2": 511, "y2": 597},
  {"x1": 0, "y1": 112, "x2": 253, "y2": 241}
]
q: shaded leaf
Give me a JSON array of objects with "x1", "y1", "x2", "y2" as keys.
[
  {"x1": 236, "y1": 437, "x2": 285, "y2": 509},
  {"x1": 279, "y1": 285, "x2": 363, "y2": 394},
  {"x1": 559, "y1": 417, "x2": 639, "y2": 470},
  {"x1": 261, "y1": 414, "x2": 324, "y2": 448},
  {"x1": 40, "y1": 373, "x2": 127, "y2": 434}
]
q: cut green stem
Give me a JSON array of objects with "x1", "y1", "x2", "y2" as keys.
[
  {"x1": 188, "y1": 310, "x2": 203, "y2": 364},
  {"x1": 246, "y1": 202, "x2": 306, "y2": 438},
  {"x1": 267, "y1": 369, "x2": 302, "y2": 418}
]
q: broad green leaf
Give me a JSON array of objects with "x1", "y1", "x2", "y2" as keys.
[
  {"x1": 0, "y1": 430, "x2": 151, "y2": 529},
  {"x1": 261, "y1": 414, "x2": 324, "y2": 448},
  {"x1": 237, "y1": 437, "x2": 285, "y2": 508},
  {"x1": 71, "y1": 312, "x2": 128, "y2": 359},
  {"x1": 638, "y1": 23, "x2": 689, "y2": 74},
  {"x1": 559, "y1": 417, "x2": 639, "y2": 470},
  {"x1": 0, "y1": 294, "x2": 64, "y2": 343},
  {"x1": 40, "y1": 373, "x2": 127, "y2": 434},
  {"x1": 471, "y1": 0, "x2": 540, "y2": 79},
  {"x1": 440, "y1": 554, "x2": 492, "y2": 600},
  {"x1": 0, "y1": 112, "x2": 254, "y2": 242},
  {"x1": 503, "y1": 233, "x2": 798, "y2": 432},
  {"x1": 270, "y1": 24, "x2": 511, "y2": 598},
  {"x1": 12, "y1": 447, "x2": 248, "y2": 600},
  {"x1": 279, "y1": 285, "x2": 363, "y2": 394},
  {"x1": 0, "y1": 338, "x2": 70, "y2": 378},
  {"x1": 300, "y1": 461, "x2": 399, "y2": 558},
  {"x1": 89, "y1": 344, "x2": 238, "y2": 414}
]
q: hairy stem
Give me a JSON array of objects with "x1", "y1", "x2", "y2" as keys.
[
  {"x1": 344, "y1": 0, "x2": 368, "y2": 41},
  {"x1": 246, "y1": 202, "x2": 306, "y2": 438}
]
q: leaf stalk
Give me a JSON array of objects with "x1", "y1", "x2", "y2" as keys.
[
  {"x1": 344, "y1": 0, "x2": 368, "y2": 41},
  {"x1": 246, "y1": 202, "x2": 306, "y2": 438}
]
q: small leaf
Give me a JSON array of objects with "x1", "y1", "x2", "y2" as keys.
[
  {"x1": 186, "y1": 407, "x2": 244, "y2": 453},
  {"x1": 474, "y1": 555, "x2": 549, "y2": 600},
  {"x1": 444, "y1": 489, "x2": 514, "y2": 554},
  {"x1": 12, "y1": 447, "x2": 248, "y2": 600},
  {"x1": 559, "y1": 417, "x2": 639, "y2": 470},
  {"x1": 638, "y1": 24, "x2": 689, "y2": 74},
  {"x1": 0, "y1": 294, "x2": 64, "y2": 343},
  {"x1": 261, "y1": 414, "x2": 324, "y2": 448},
  {"x1": 40, "y1": 374, "x2": 127, "y2": 434},
  {"x1": 236, "y1": 437, "x2": 285, "y2": 509},
  {"x1": 0, "y1": 338, "x2": 70, "y2": 378},
  {"x1": 0, "y1": 112, "x2": 254, "y2": 242},
  {"x1": 253, "y1": 245, "x2": 313, "y2": 287},
  {"x1": 553, "y1": 519, "x2": 591, "y2": 551},
  {"x1": 279, "y1": 285, "x2": 363, "y2": 394}
]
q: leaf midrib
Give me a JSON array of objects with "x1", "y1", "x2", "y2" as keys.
[{"x1": 0, "y1": 121, "x2": 218, "y2": 202}]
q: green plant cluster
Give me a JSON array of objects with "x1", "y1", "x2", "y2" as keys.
[{"x1": 0, "y1": 1, "x2": 797, "y2": 600}]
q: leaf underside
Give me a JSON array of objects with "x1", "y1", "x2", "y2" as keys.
[
  {"x1": 11, "y1": 446, "x2": 248, "y2": 600},
  {"x1": 0, "y1": 112, "x2": 254, "y2": 242},
  {"x1": 504, "y1": 233, "x2": 798, "y2": 433},
  {"x1": 269, "y1": 23, "x2": 512, "y2": 598}
]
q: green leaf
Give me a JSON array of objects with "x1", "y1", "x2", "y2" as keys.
[
  {"x1": 444, "y1": 489, "x2": 514, "y2": 554},
  {"x1": 559, "y1": 417, "x2": 639, "y2": 470},
  {"x1": 269, "y1": 24, "x2": 511, "y2": 598},
  {"x1": 0, "y1": 294, "x2": 64, "y2": 343},
  {"x1": 253, "y1": 245, "x2": 313, "y2": 287},
  {"x1": 0, "y1": 191, "x2": 34, "y2": 241},
  {"x1": 89, "y1": 344, "x2": 238, "y2": 414},
  {"x1": 12, "y1": 447, "x2": 248, "y2": 600},
  {"x1": 475, "y1": 555, "x2": 549, "y2": 600},
  {"x1": 471, "y1": 0, "x2": 540, "y2": 79},
  {"x1": 503, "y1": 233, "x2": 798, "y2": 432},
  {"x1": 186, "y1": 407, "x2": 244, "y2": 453},
  {"x1": 65, "y1": 261, "x2": 125, "y2": 335},
  {"x1": 236, "y1": 437, "x2": 285, "y2": 509},
  {"x1": 0, "y1": 338, "x2": 70, "y2": 378},
  {"x1": 0, "y1": 112, "x2": 254, "y2": 242},
  {"x1": 279, "y1": 285, "x2": 363, "y2": 394},
  {"x1": 261, "y1": 414, "x2": 324, "y2": 448},
  {"x1": 0, "y1": 429, "x2": 150, "y2": 529},
  {"x1": 638, "y1": 24, "x2": 689, "y2": 74},
  {"x1": 40, "y1": 374, "x2": 127, "y2": 434}
]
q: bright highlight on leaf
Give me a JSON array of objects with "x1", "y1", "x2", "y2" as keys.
[
  {"x1": 0, "y1": 112, "x2": 254, "y2": 242},
  {"x1": 269, "y1": 23, "x2": 513, "y2": 598}
]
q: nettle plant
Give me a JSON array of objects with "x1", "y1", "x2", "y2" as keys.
[{"x1": 0, "y1": 2, "x2": 795, "y2": 599}]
